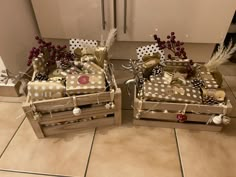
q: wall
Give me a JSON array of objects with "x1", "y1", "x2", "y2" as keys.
[{"x1": 0, "y1": 0, "x2": 39, "y2": 73}]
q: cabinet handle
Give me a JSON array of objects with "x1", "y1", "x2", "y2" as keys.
[
  {"x1": 101, "y1": 0, "x2": 106, "y2": 30},
  {"x1": 113, "y1": 0, "x2": 117, "y2": 28},
  {"x1": 124, "y1": 0, "x2": 127, "y2": 33}
]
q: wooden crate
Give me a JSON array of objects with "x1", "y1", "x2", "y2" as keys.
[
  {"x1": 133, "y1": 86, "x2": 232, "y2": 132},
  {"x1": 23, "y1": 88, "x2": 121, "y2": 138},
  {"x1": 0, "y1": 81, "x2": 21, "y2": 97}
]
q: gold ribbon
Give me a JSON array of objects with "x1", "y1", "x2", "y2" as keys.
[
  {"x1": 94, "y1": 46, "x2": 108, "y2": 68},
  {"x1": 73, "y1": 46, "x2": 108, "y2": 68}
]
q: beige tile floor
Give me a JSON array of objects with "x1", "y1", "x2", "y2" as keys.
[{"x1": 0, "y1": 62, "x2": 235, "y2": 177}]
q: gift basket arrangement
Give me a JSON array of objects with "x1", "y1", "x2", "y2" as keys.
[
  {"x1": 124, "y1": 32, "x2": 236, "y2": 131},
  {"x1": 22, "y1": 29, "x2": 121, "y2": 138}
]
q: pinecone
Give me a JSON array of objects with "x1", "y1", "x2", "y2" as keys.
[
  {"x1": 137, "y1": 77, "x2": 145, "y2": 90},
  {"x1": 202, "y1": 95, "x2": 219, "y2": 105},
  {"x1": 34, "y1": 73, "x2": 48, "y2": 81},
  {"x1": 152, "y1": 65, "x2": 163, "y2": 76},
  {"x1": 191, "y1": 78, "x2": 205, "y2": 88}
]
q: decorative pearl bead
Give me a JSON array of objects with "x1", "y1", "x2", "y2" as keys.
[{"x1": 73, "y1": 107, "x2": 81, "y2": 116}]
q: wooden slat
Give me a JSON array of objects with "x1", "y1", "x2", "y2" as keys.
[
  {"x1": 133, "y1": 119, "x2": 222, "y2": 132},
  {"x1": 134, "y1": 97, "x2": 226, "y2": 114},
  {"x1": 43, "y1": 118, "x2": 115, "y2": 136},
  {"x1": 22, "y1": 103, "x2": 45, "y2": 138},
  {"x1": 33, "y1": 91, "x2": 112, "y2": 112},
  {"x1": 40, "y1": 105, "x2": 115, "y2": 124},
  {"x1": 140, "y1": 112, "x2": 211, "y2": 122},
  {"x1": 226, "y1": 99, "x2": 233, "y2": 114},
  {"x1": 114, "y1": 88, "x2": 122, "y2": 125}
]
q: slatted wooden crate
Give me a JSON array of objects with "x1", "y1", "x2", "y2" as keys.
[
  {"x1": 22, "y1": 69, "x2": 121, "y2": 138},
  {"x1": 23, "y1": 88, "x2": 121, "y2": 138},
  {"x1": 133, "y1": 86, "x2": 232, "y2": 131}
]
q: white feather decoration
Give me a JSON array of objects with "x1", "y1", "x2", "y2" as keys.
[
  {"x1": 105, "y1": 28, "x2": 117, "y2": 51},
  {"x1": 100, "y1": 34, "x2": 105, "y2": 47},
  {"x1": 205, "y1": 39, "x2": 236, "y2": 71}
]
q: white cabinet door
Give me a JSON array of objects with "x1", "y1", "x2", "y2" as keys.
[
  {"x1": 116, "y1": 0, "x2": 236, "y2": 43},
  {"x1": 31, "y1": 0, "x2": 113, "y2": 40}
]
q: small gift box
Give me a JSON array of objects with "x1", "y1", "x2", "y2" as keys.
[
  {"x1": 165, "y1": 59, "x2": 190, "y2": 66},
  {"x1": 82, "y1": 62, "x2": 104, "y2": 74},
  {"x1": 32, "y1": 54, "x2": 47, "y2": 73},
  {"x1": 143, "y1": 80, "x2": 202, "y2": 104},
  {"x1": 199, "y1": 71, "x2": 219, "y2": 89},
  {"x1": 48, "y1": 69, "x2": 66, "y2": 82},
  {"x1": 28, "y1": 80, "x2": 66, "y2": 101},
  {"x1": 66, "y1": 73, "x2": 106, "y2": 95},
  {"x1": 60, "y1": 67, "x2": 81, "y2": 77},
  {"x1": 150, "y1": 74, "x2": 191, "y2": 86}
]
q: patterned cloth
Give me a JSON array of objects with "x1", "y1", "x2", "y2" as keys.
[{"x1": 66, "y1": 73, "x2": 106, "y2": 95}]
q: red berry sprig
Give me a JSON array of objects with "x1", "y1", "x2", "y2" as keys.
[
  {"x1": 27, "y1": 36, "x2": 74, "y2": 66},
  {"x1": 153, "y1": 32, "x2": 187, "y2": 60}
]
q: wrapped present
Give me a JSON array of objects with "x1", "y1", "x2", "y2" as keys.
[
  {"x1": 143, "y1": 80, "x2": 202, "y2": 104},
  {"x1": 81, "y1": 54, "x2": 97, "y2": 63},
  {"x1": 94, "y1": 46, "x2": 108, "y2": 67},
  {"x1": 165, "y1": 59, "x2": 190, "y2": 66},
  {"x1": 48, "y1": 68, "x2": 65, "y2": 81},
  {"x1": 66, "y1": 73, "x2": 106, "y2": 95},
  {"x1": 136, "y1": 43, "x2": 165, "y2": 65},
  {"x1": 32, "y1": 54, "x2": 47, "y2": 73},
  {"x1": 202, "y1": 88, "x2": 226, "y2": 102},
  {"x1": 199, "y1": 71, "x2": 219, "y2": 88},
  {"x1": 150, "y1": 74, "x2": 191, "y2": 86},
  {"x1": 82, "y1": 62, "x2": 104, "y2": 74},
  {"x1": 28, "y1": 80, "x2": 66, "y2": 101},
  {"x1": 60, "y1": 67, "x2": 81, "y2": 77}
]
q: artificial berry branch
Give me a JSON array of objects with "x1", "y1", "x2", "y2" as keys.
[
  {"x1": 27, "y1": 36, "x2": 74, "y2": 67},
  {"x1": 153, "y1": 32, "x2": 188, "y2": 60}
]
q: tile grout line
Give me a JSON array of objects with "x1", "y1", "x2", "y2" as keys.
[
  {"x1": 0, "y1": 116, "x2": 26, "y2": 159},
  {"x1": 174, "y1": 129, "x2": 185, "y2": 177},
  {"x1": 224, "y1": 77, "x2": 236, "y2": 99},
  {"x1": 84, "y1": 128, "x2": 97, "y2": 177},
  {"x1": 0, "y1": 169, "x2": 73, "y2": 177}
]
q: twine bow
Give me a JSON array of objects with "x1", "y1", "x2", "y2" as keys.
[{"x1": 0, "y1": 69, "x2": 18, "y2": 84}]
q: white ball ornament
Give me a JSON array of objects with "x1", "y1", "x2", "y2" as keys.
[
  {"x1": 73, "y1": 107, "x2": 81, "y2": 116},
  {"x1": 110, "y1": 102, "x2": 115, "y2": 109},
  {"x1": 34, "y1": 112, "x2": 42, "y2": 120},
  {"x1": 163, "y1": 110, "x2": 168, "y2": 113},
  {"x1": 212, "y1": 115, "x2": 222, "y2": 125},
  {"x1": 105, "y1": 103, "x2": 111, "y2": 109},
  {"x1": 135, "y1": 110, "x2": 142, "y2": 119}
]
